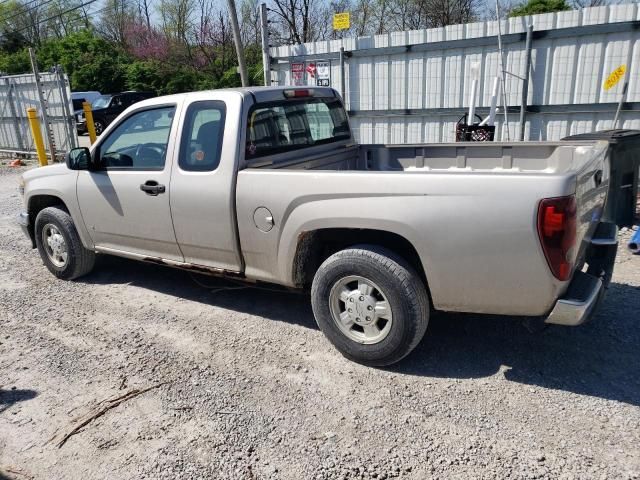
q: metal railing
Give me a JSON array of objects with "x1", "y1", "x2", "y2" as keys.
[{"x1": 0, "y1": 62, "x2": 78, "y2": 162}]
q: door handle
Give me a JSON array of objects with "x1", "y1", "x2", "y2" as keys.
[
  {"x1": 593, "y1": 169, "x2": 603, "y2": 187},
  {"x1": 140, "y1": 180, "x2": 165, "y2": 196}
]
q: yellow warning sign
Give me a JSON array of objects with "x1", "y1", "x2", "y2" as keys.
[
  {"x1": 603, "y1": 64, "x2": 626, "y2": 91},
  {"x1": 333, "y1": 12, "x2": 350, "y2": 30}
]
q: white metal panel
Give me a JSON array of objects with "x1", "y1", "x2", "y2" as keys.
[
  {"x1": 627, "y1": 38, "x2": 640, "y2": 102},
  {"x1": 599, "y1": 33, "x2": 632, "y2": 103},
  {"x1": 407, "y1": 53, "x2": 424, "y2": 109},
  {"x1": 373, "y1": 58, "x2": 389, "y2": 110},
  {"x1": 443, "y1": 50, "x2": 463, "y2": 108},
  {"x1": 269, "y1": 5, "x2": 640, "y2": 144},
  {"x1": 548, "y1": 39, "x2": 577, "y2": 104},
  {"x1": 574, "y1": 37, "x2": 604, "y2": 104},
  {"x1": 390, "y1": 55, "x2": 407, "y2": 109}
]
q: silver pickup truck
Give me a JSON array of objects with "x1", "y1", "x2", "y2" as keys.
[{"x1": 17, "y1": 86, "x2": 618, "y2": 366}]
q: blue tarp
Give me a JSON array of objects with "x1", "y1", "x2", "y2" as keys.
[{"x1": 629, "y1": 228, "x2": 640, "y2": 254}]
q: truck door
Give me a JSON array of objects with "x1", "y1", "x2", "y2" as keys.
[
  {"x1": 76, "y1": 103, "x2": 183, "y2": 261},
  {"x1": 169, "y1": 97, "x2": 243, "y2": 272}
]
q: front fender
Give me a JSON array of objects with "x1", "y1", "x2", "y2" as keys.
[{"x1": 24, "y1": 168, "x2": 94, "y2": 250}]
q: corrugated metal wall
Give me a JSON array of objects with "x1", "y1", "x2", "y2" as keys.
[
  {"x1": 269, "y1": 4, "x2": 640, "y2": 143},
  {"x1": 0, "y1": 71, "x2": 77, "y2": 159}
]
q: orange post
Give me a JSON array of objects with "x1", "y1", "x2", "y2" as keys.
[
  {"x1": 27, "y1": 108, "x2": 47, "y2": 166},
  {"x1": 83, "y1": 101, "x2": 97, "y2": 144}
]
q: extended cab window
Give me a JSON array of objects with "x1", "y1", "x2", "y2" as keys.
[
  {"x1": 246, "y1": 97, "x2": 350, "y2": 159},
  {"x1": 179, "y1": 101, "x2": 226, "y2": 172},
  {"x1": 98, "y1": 106, "x2": 175, "y2": 170}
]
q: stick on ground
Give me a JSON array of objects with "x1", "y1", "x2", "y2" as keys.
[{"x1": 54, "y1": 382, "x2": 169, "y2": 448}]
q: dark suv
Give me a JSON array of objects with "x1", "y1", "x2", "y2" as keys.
[{"x1": 78, "y1": 91, "x2": 156, "y2": 135}]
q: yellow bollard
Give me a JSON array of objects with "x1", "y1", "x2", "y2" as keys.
[
  {"x1": 27, "y1": 108, "x2": 48, "y2": 166},
  {"x1": 82, "y1": 101, "x2": 97, "y2": 145}
]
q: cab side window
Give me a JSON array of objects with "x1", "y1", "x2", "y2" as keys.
[
  {"x1": 179, "y1": 101, "x2": 226, "y2": 172},
  {"x1": 98, "y1": 106, "x2": 175, "y2": 170}
]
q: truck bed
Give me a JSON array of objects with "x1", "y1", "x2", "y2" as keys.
[
  {"x1": 238, "y1": 140, "x2": 610, "y2": 317},
  {"x1": 249, "y1": 141, "x2": 603, "y2": 175}
]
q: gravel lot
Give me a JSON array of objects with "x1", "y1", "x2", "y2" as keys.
[{"x1": 0, "y1": 164, "x2": 639, "y2": 480}]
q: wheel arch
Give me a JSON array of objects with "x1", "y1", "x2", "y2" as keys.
[
  {"x1": 26, "y1": 194, "x2": 68, "y2": 248},
  {"x1": 291, "y1": 228, "x2": 431, "y2": 298}
]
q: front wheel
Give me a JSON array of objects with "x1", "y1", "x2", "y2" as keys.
[
  {"x1": 311, "y1": 245, "x2": 430, "y2": 366},
  {"x1": 93, "y1": 119, "x2": 105, "y2": 135},
  {"x1": 35, "y1": 206, "x2": 96, "y2": 280}
]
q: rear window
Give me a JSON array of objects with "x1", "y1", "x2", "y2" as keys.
[
  {"x1": 246, "y1": 97, "x2": 350, "y2": 159},
  {"x1": 92, "y1": 95, "x2": 111, "y2": 109}
]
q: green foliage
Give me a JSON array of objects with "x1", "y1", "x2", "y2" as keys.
[
  {"x1": 0, "y1": 48, "x2": 30, "y2": 75},
  {"x1": 509, "y1": 0, "x2": 570, "y2": 17},
  {"x1": 125, "y1": 61, "x2": 165, "y2": 93},
  {"x1": 36, "y1": 30, "x2": 128, "y2": 92},
  {"x1": 0, "y1": 27, "x2": 264, "y2": 95}
]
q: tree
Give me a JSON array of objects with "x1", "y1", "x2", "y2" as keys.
[
  {"x1": 239, "y1": 0, "x2": 261, "y2": 45},
  {"x1": 509, "y1": 0, "x2": 570, "y2": 17},
  {"x1": 36, "y1": 30, "x2": 129, "y2": 92},
  {"x1": 98, "y1": 0, "x2": 136, "y2": 45},
  {"x1": 268, "y1": 0, "x2": 328, "y2": 44}
]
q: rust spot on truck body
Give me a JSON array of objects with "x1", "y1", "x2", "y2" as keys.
[{"x1": 141, "y1": 256, "x2": 247, "y2": 280}]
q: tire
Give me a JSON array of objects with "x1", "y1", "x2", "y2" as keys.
[
  {"x1": 311, "y1": 245, "x2": 430, "y2": 366},
  {"x1": 35, "y1": 206, "x2": 96, "y2": 280},
  {"x1": 93, "y1": 119, "x2": 105, "y2": 135}
]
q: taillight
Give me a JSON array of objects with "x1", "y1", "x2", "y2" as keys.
[
  {"x1": 537, "y1": 195, "x2": 577, "y2": 281},
  {"x1": 283, "y1": 89, "x2": 314, "y2": 98}
]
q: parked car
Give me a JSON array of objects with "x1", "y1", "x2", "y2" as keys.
[
  {"x1": 71, "y1": 91, "x2": 101, "y2": 135},
  {"x1": 17, "y1": 87, "x2": 620, "y2": 366},
  {"x1": 77, "y1": 91, "x2": 156, "y2": 135}
]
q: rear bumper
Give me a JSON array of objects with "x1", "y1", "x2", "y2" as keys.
[
  {"x1": 545, "y1": 222, "x2": 617, "y2": 326},
  {"x1": 545, "y1": 271, "x2": 604, "y2": 326}
]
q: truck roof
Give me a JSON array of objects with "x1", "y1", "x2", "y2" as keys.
[{"x1": 132, "y1": 86, "x2": 340, "y2": 108}]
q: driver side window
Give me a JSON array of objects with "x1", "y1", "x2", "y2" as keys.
[{"x1": 98, "y1": 106, "x2": 175, "y2": 170}]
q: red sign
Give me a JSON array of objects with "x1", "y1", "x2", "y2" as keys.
[
  {"x1": 306, "y1": 63, "x2": 316, "y2": 78},
  {"x1": 291, "y1": 62, "x2": 305, "y2": 86}
]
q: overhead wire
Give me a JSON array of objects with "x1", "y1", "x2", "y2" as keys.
[
  {"x1": 8, "y1": 0, "x2": 100, "y2": 34},
  {"x1": 0, "y1": 0, "x2": 61, "y2": 26}
]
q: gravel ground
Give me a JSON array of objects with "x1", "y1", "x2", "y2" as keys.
[{"x1": 0, "y1": 164, "x2": 639, "y2": 480}]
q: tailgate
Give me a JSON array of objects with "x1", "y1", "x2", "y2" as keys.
[{"x1": 572, "y1": 140, "x2": 610, "y2": 267}]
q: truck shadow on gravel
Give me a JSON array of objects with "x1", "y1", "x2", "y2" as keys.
[
  {"x1": 0, "y1": 388, "x2": 37, "y2": 414},
  {"x1": 85, "y1": 256, "x2": 317, "y2": 330},
  {"x1": 84, "y1": 257, "x2": 640, "y2": 406},
  {"x1": 398, "y1": 282, "x2": 640, "y2": 406}
]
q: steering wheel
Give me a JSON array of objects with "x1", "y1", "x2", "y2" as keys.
[{"x1": 135, "y1": 143, "x2": 165, "y2": 166}]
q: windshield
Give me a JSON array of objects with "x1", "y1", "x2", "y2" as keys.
[
  {"x1": 246, "y1": 97, "x2": 350, "y2": 159},
  {"x1": 92, "y1": 95, "x2": 112, "y2": 109}
]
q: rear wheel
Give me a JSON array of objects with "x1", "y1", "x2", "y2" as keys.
[
  {"x1": 35, "y1": 206, "x2": 95, "y2": 280},
  {"x1": 311, "y1": 245, "x2": 429, "y2": 366}
]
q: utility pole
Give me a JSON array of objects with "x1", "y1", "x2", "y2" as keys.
[
  {"x1": 227, "y1": 0, "x2": 249, "y2": 87},
  {"x1": 259, "y1": 2, "x2": 271, "y2": 86},
  {"x1": 494, "y1": 0, "x2": 510, "y2": 141}
]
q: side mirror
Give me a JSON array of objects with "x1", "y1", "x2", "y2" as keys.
[{"x1": 66, "y1": 147, "x2": 91, "y2": 170}]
